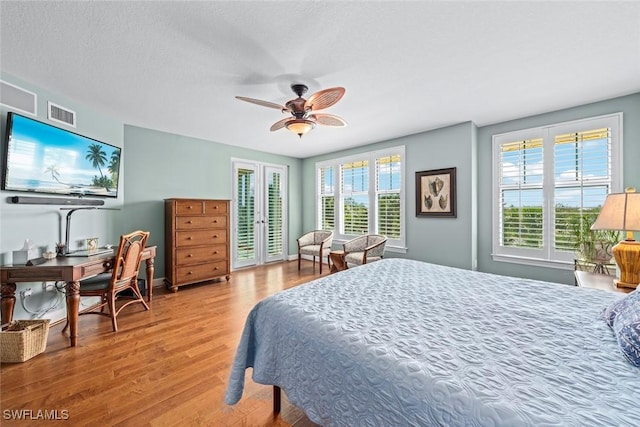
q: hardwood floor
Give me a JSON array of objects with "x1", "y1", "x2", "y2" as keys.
[{"x1": 1, "y1": 260, "x2": 329, "y2": 426}]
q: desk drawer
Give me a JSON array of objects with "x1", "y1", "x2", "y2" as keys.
[
  {"x1": 176, "y1": 261, "x2": 227, "y2": 284},
  {"x1": 175, "y1": 215, "x2": 227, "y2": 230},
  {"x1": 175, "y1": 230, "x2": 227, "y2": 247},
  {"x1": 176, "y1": 245, "x2": 226, "y2": 265},
  {"x1": 80, "y1": 261, "x2": 111, "y2": 278}
]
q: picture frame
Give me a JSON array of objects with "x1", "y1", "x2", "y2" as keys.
[
  {"x1": 415, "y1": 167, "x2": 457, "y2": 217},
  {"x1": 86, "y1": 237, "x2": 99, "y2": 251}
]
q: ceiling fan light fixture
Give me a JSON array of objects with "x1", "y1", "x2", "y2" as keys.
[
  {"x1": 285, "y1": 119, "x2": 315, "y2": 138},
  {"x1": 236, "y1": 84, "x2": 346, "y2": 137}
]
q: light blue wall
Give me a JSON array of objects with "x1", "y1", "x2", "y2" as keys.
[
  {"x1": 301, "y1": 93, "x2": 639, "y2": 285},
  {"x1": 0, "y1": 73, "x2": 125, "y2": 322},
  {"x1": 477, "y1": 92, "x2": 640, "y2": 284},
  {"x1": 122, "y1": 125, "x2": 304, "y2": 277},
  {"x1": 470, "y1": 124, "x2": 479, "y2": 270},
  {"x1": 0, "y1": 74, "x2": 125, "y2": 260},
  {"x1": 302, "y1": 121, "x2": 478, "y2": 270},
  {"x1": 0, "y1": 73, "x2": 303, "y2": 322},
  {"x1": 2, "y1": 67, "x2": 638, "y2": 323}
]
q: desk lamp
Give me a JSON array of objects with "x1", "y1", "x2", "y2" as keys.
[
  {"x1": 59, "y1": 207, "x2": 119, "y2": 255},
  {"x1": 591, "y1": 187, "x2": 640, "y2": 289}
]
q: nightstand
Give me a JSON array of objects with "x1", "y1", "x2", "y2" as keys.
[
  {"x1": 574, "y1": 270, "x2": 633, "y2": 294},
  {"x1": 329, "y1": 250, "x2": 348, "y2": 273},
  {"x1": 574, "y1": 258, "x2": 616, "y2": 275}
]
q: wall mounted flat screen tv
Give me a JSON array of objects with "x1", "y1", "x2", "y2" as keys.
[{"x1": 1, "y1": 112, "x2": 121, "y2": 198}]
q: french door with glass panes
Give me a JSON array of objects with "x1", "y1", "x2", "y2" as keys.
[{"x1": 232, "y1": 160, "x2": 287, "y2": 269}]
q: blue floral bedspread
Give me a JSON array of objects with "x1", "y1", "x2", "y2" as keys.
[{"x1": 225, "y1": 258, "x2": 640, "y2": 426}]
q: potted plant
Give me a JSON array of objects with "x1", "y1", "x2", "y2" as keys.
[{"x1": 572, "y1": 212, "x2": 620, "y2": 263}]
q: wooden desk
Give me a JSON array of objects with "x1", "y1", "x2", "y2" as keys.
[
  {"x1": 574, "y1": 270, "x2": 633, "y2": 294},
  {"x1": 0, "y1": 246, "x2": 156, "y2": 347}
]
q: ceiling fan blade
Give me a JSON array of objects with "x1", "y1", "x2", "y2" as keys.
[
  {"x1": 270, "y1": 117, "x2": 291, "y2": 132},
  {"x1": 236, "y1": 96, "x2": 287, "y2": 111},
  {"x1": 309, "y1": 113, "x2": 347, "y2": 127},
  {"x1": 304, "y1": 87, "x2": 345, "y2": 111}
]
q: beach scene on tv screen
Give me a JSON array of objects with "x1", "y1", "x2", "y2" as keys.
[{"x1": 4, "y1": 114, "x2": 120, "y2": 197}]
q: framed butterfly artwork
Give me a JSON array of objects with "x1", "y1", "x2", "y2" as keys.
[{"x1": 415, "y1": 167, "x2": 457, "y2": 217}]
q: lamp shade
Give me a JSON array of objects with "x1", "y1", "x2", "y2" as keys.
[
  {"x1": 590, "y1": 189, "x2": 640, "y2": 233},
  {"x1": 285, "y1": 119, "x2": 315, "y2": 137},
  {"x1": 590, "y1": 188, "x2": 640, "y2": 288}
]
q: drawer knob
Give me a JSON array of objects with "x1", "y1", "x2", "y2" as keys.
[
  {"x1": 188, "y1": 254, "x2": 193, "y2": 257},
  {"x1": 213, "y1": 251, "x2": 218, "y2": 255},
  {"x1": 214, "y1": 206, "x2": 218, "y2": 209},
  {"x1": 214, "y1": 267, "x2": 218, "y2": 270},
  {"x1": 213, "y1": 220, "x2": 218, "y2": 223},
  {"x1": 187, "y1": 237, "x2": 193, "y2": 240},
  {"x1": 188, "y1": 206, "x2": 193, "y2": 209},
  {"x1": 187, "y1": 220, "x2": 193, "y2": 224},
  {"x1": 188, "y1": 271, "x2": 193, "y2": 275},
  {"x1": 213, "y1": 235, "x2": 218, "y2": 238}
]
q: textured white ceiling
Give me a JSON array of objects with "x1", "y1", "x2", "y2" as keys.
[{"x1": 1, "y1": 1, "x2": 639, "y2": 158}]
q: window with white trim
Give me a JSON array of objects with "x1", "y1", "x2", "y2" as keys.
[
  {"x1": 341, "y1": 159, "x2": 369, "y2": 234},
  {"x1": 316, "y1": 146, "x2": 405, "y2": 250},
  {"x1": 318, "y1": 165, "x2": 335, "y2": 230},
  {"x1": 492, "y1": 113, "x2": 622, "y2": 268}
]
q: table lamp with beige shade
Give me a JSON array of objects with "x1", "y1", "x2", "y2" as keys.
[{"x1": 591, "y1": 187, "x2": 640, "y2": 288}]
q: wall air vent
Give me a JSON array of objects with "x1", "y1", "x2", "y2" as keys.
[
  {"x1": 0, "y1": 80, "x2": 37, "y2": 116},
  {"x1": 48, "y1": 101, "x2": 76, "y2": 127}
]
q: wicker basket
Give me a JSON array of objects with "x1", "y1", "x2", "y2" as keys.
[{"x1": 1, "y1": 319, "x2": 50, "y2": 363}]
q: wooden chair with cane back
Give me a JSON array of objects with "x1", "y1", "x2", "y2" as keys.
[{"x1": 62, "y1": 230, "x2": 150, "y2": 333}]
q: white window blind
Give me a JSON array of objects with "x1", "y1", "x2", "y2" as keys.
[
  {"x1": 267, "y1": 171, "x2": 284, "y2": 256},
  {"x1": 554, "y1": 128, "x2": 612, "y2": 252},
  {"x1": 236, "y1": 168, "x2": 255, "y2": 261},
  {"x1": 376, "y1": 154, "x2": 401, "y2": 239},
  {"x1": 318, "y1": 166, "x2": 335, "y2": 230},
  {"x1": 498, "y1": 138, "x2": 544, "y2": 250},
  {"x1": 341, "y1": 160, "x2": 369, "y2": 235},
  {"x1": 316, "y1": 146, "x2": 405, "y2": 250},
  {"x1": 492, "y1": 113, "x2": 622, "y2": 268}
]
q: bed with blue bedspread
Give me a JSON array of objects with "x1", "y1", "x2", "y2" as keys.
[{"x1": 225, "y1": 258, "x2": 640, "y2": 426}]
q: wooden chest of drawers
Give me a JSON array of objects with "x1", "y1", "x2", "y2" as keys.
[{"x1": 165, "y1": 198, "x2": 230, "y2": 292}]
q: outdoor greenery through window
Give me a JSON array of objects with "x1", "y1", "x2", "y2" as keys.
[
  {"x1": 499, "y1": 137, "x2": 544, "y2": 249},
  {"x1": 267, "y1": 171, "x2": 283, "y2": 256},
  {"x1": 554, "y1": 128, "x2": 613, "y2": 253},
  {"x1": 317, "y1": 146, "x2": 405, "y2": 250},
  {"x1": 341, "y1": 160, "x2": 369, "y2": 234},
  {"x1": 319, "y1": 166, "x2": 335, "y2": 230},
  {"x1": 493, "y1": 113, "x2": 622, "y2": 267},
  {"x1": 236, "y1": 168, "x2": 255, "y2": 261},
  {"x1": 376, "y1": 155, "x2": 402, "y2": 238}
]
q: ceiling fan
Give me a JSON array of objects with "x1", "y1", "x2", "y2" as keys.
[{"x1": 236, "y1": 84, "x2": 347, "y2": 138}]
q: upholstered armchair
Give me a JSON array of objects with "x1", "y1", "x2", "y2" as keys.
[
  {"x1": 297, "y1": 230, "x2": 334, "y2": 274},
  {"x1": 343, "y1": 234, "x2": 387, "y2": 267}
]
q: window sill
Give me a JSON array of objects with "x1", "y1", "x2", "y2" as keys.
[
  {"x1": 332, "y1": 239, "x2": 407, "y2": 254},
  {"x1": 385, "y1": 245, "x2": 408, "y2": 254},
  {"x1": 491, "y1": 254, "x2": 574, "y2": 270}
]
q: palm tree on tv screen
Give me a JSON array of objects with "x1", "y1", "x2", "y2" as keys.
[
  {"x1": 108, "y1": 151, "x2": 120, "y2": 189},
  {"x1": 86, "y1": 143, "x2": 110, "y2": 190},
  {"x1": 44, "y1": 164, "x2": 63, "y2": 185}
]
